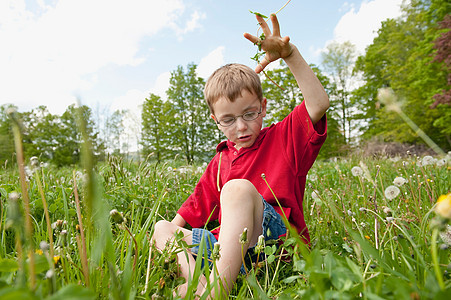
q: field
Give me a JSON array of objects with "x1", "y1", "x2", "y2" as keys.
[{"x1": 0, "y1": 152, "x2": 450, "y2": 299}]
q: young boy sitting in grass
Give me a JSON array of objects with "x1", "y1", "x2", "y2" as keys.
[{"x1": 152, "y1": 13, "x2": 329, "y2": 298}]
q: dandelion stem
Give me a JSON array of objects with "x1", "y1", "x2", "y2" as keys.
[
  {"x1": 123, "y1": 224, "x2": 138, "y2": 271},
  {"x1": 431, "y1": 228, "x2": 445, "y2": 290},
  {"x1": 10, "y1": 111, "x2": 36, "y2": 289},
  {"x1": 35, "y1": 171, "x2": 54, "y2": 259},
  {"x1": 73, "y1": 172, "x2": 90, "y2": 287}
]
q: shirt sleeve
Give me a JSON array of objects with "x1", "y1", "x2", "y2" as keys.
[
  {"x1": 277, "y1": 101, "x2": 327, "y2": 176},
  {"x1": 177, "y1": 155, "x2": 221, "y2": 228}
]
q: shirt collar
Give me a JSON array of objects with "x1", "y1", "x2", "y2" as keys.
[{"x1": 216, "y1": 126, "x2": 270, "y2": 153}]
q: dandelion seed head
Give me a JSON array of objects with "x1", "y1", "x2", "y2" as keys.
[
  {"x1": 422, "y1": 155, "x2": 434, "y2": 166},
  {"x1": 351, "y1": 166, "x2": 363, "y2": 177},
  {"x1": 384, "y1": 185, "x2": 400, "y2": 200},
  {"x1": 393, "y1": 176, "x2": 407, "y2": 187},
  {"x1": 39, "y1": 241, "x2": 50, "y2": 251},
  {"x1": 311, "y1": 190, "x2": 320, "y2": 200},
  {"x1": 383, "y1": 206, "x2": 392, "y2": 216},
  {"x1": 436, "y1": 159, "x2": 446, "y2": 167},
  {"x1": 45, "y1": 269, "x2": 54, "y2": 279},
  {"x1": 8, "y1": 192, "x2": 20, "y2": 201},
  {"x1": 308, "y1": 173, "x2": 318, "y2": 181}
]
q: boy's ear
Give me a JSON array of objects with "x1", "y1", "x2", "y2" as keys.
[
  {"x1": 211, "y1": 114, "x2": 221, "y2": 129},
  {"x1": 261, "y1": 98, "x2": 267, "y2": 117}
]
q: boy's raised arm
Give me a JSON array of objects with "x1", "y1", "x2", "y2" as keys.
[{"x1": 244, "y1": 14, "x2": 329, "y2": 124}]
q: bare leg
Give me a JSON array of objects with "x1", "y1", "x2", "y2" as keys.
[
  {"x1": 152, "y1": 220, "x2": 202, "y2": 297},
  {"x1": 201, "y1": 179, "x2": 264, "y2": 298}
]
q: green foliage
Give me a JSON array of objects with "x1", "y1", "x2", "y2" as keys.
[
  {"x1": 141, "y1": 94, "x2": 172, "y2": 162},
  {"x1": 353, "y1": 0, "x2": 451, "y2": 150},
  {"x1": 261, "y1": 61, "x2": 346, "y2": 158},
  {"x1": 0, "y1": 105, "x2": 15, "y2": 166},
  {"x1": 166, "y1": 63, "x2": 220, "y2": 164}
]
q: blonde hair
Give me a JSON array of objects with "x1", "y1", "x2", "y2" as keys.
[{"x1": 204, "y1": 63, "x2": 263, "y2": 114}]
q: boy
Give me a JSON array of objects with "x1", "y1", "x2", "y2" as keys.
[{"x1": 152, "y1": 13, "x2": 329, "y2": 298}]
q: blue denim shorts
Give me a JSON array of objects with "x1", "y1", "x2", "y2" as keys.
[{"x1": 190, "y1": 197, "x2": 286, "y2": 273}]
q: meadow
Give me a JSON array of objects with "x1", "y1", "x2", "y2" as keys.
[{"x1": 0, "y1": 151, "x2": 450, "y2": 299}]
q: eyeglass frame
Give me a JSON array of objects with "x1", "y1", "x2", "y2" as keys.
[{"x1": 214, "y1": 104, "x2": 263, "y2": 127}]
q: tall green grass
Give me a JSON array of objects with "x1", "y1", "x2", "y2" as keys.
[{"x1": 0, "y1": 123, "x2": 450, "y2": 300}]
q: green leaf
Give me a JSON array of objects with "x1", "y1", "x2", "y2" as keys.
[
  {"x1": 249, "y1": 10, "x2": 268, "y2": 19},
  {"x1": 49, "y1": 203, "x2": 57, "y2": 213},
  {"x1": 0, "y1": 259, "x2": 18, "y2": 272},
  {"x1": 282, "y1": 275, "x2": 301, "y2": 284},
  {"x1": 0, "y1": 287, "x2": 36, "y2": 300},
  {"x1": 46, "y1": 284, "x2": 96, "y2": 300}
]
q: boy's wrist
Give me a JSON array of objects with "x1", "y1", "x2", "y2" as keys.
[{"x1": 282, "y1": 43, "x2": 297, "y2": 61}]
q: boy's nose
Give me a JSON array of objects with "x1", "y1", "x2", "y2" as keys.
[{"x1": 234, "y1": 117, "x2": 248, "y2": 130}]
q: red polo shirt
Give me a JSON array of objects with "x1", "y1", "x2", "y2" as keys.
[{"x1": 177, "y1": 101, "x2": 327, "y2": 243}]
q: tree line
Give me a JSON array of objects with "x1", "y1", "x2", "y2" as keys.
[{"x1": 1, "y1": 0, "x2": 449, "y2": 167}]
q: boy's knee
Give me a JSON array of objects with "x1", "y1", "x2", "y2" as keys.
[
  {"x1": 153, "y1": 220, "x2": 175, "y2": 241},
  {"x1": 220, "y1": 179, "x2": 260, "y2": 206}
]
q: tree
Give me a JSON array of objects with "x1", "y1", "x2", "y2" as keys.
[
  {"x1": 166, "y1": 63, "x2": 219, "y2": 163},
  {"x1": 141, "y1": 94, "x2": 172, "y2": 162},
  {"x1": 261, "y1": 61, "x2": 346, "y2": 158},
  {"x1": 353, "y1": 0, "x2": 450, "y2": 150},
  {"x1": 0, "y1": 105, "x2": 16, "y2": 165},
  {"x1": 105, "y1": 109, "x2": 125, "y2": 155},
  {"x1": 321, "y1": 41, "x2": 357, "y2": 145}
]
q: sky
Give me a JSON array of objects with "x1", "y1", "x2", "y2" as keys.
[{"x1": 1, "y1": 0, "x2": 406, "y2": 118}]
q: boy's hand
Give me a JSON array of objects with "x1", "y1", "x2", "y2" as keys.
[{"x1": 244, "y1": 13, "x2": 293, "y2": 73}]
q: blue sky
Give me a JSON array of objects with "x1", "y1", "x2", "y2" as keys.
[{"x1": 1, "y1": 0, "x2": 405, "y2": 117}]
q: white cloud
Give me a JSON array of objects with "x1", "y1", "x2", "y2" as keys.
[
  {"x1": 172, "y1": 10, "x2": 206, "y2": 39},
  {"x1": 196, "y1": 46, "x2": 225, "y2": 79},
  {"x1": 312, "y1": 0, "x2": 405, "y2": 61},
  {"x1": 0, "y1": 0, "x2": 200, "y2": 114},
  {"x1": 333, "y1": 0, "x2": 405, "y2": 54}
]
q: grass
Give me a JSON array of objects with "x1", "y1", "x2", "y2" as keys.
[{"x1": 0, "y1": 151, "x2": 450, "y2": 299}]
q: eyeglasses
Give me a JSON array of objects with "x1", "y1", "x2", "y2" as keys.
[{"x1": 215, "y1": 106, "x2": 262, "y2": 127}]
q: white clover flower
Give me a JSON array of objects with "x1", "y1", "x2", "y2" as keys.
[
  {"x1": 196, "y1": 166, "x2": 203, "y2": 174},
  {"x1": 311, "y1": 190, "x2": 320, "y2": 200},
  {"x1": 351, "y1": 166, "x2": 363, "y2": 177},
  {"x1": 178, "y1": 167, "x2": 187, "y2": 174},
  {"x1": 167, "y1": 166, "x2": 172, "y2": 172},
  {"x1": 393, "y1": 176, "x2": 407, "y2": 187},
  {"x1": 386, "y1": 217, "x2": 394, "y2": 223},
  {"x1": 384, "y1": 185, "x2": 400, "y2": 200},
  {"x1": 422, "y1": 155, "x2": 434, "y2": 166}
]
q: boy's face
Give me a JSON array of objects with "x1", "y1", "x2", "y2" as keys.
[{"x1": 211, "y1": 89, "x2": 266, "y2": 150}]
